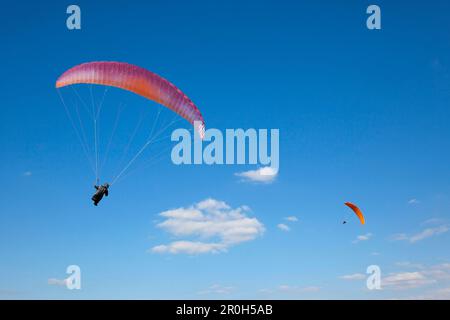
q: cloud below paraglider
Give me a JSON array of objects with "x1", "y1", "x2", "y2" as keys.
[
  {"x1": 284, "y1": 216, "x2": 298, "y2": 222},
  {"x1": 277, "y1": 223, "x2": 290, "y2": 232},
  {"x1": 235, "y1": 166, "x2": 278, "y2": 183},
  {"x1": 339, "y1": 273, "x2": 366, "y2": 280},
  {"x1": 339, "y1": 262, "x2": 450, "y2": 295},
  {"x1": 382, "y1": 272, "x2": 436, "y2": 289},
  {"x1": 48, "y1": 278, "x2": 68, "y2": 286},
  {"x1": 391, "y1": 225, "x2": 449, "y2": 243},
  {"x1": 152, "y1": 241, "x2": 226, "y2": 255},
  {"x1": 276, "y1": 216, "x2": 299, "y2": 232},
  {"x1": 353, "y1": 233, "x2": 372, "y2": 243},
  {"x1": 151, "y1": 199, "x2": 265, "y2": 255},
  {"x1": 384, "y1": 263, "x2": 450, "y2": 292}
]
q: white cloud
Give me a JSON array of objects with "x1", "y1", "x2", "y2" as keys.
[
  {"x1": 277, "y1": 223, "x2": 290, "y2": 232},
  {"x1": 151, "y1": 241, "x2": 225, "y2": 255},
  {"x1": 384, "y1": 263, "x2": 450, "y2": 292},
  {"x1": 434, "y1": 263, "x2": 450, "y2": 270},
  {"x1": 423, "y1": 263, "x2": 450, "y2": 280},
  {"x1": 277, "y1": 216, "x2": 298, "y2": 232},
  {"x1": 406, "y1": 289, "x2": 450, "y2": 300},
  {"x1": 158, "y1": 208, "x2": 203, "y2": 220},
  {"x1": 408, "y1": 199, "x2": 420, "y2": 205},
  {"x1": 382, "y1": 272, "x2": 435, "y2": 289},
  {"x1": 395, "y1": 262, "x2": 424, "y2": 269},
  {"x1": 151, "y1": 198, "x2": 265, "y2": 255},
  {"x1": 353, "y1": 233, "x2": 372, "y2": 243},
  {"x1": 412, "y1": 287, "x2": 450, "y2": 300},
  {"x1": 390, "y1": 233, "x2": 408, "y2": 241},
  {"x1": 22, "y1": 171, "x2": 32, "y2": 177},
  {"x1": 196, "y1": 198, "x2": 230, "y2": 212},
  {"x1": 423, "y1": 269, "x2": 450, "y2": 281},
  {"x1": 198, "y1": 284, "x2": 234, "y2": 295},
  {"x1": 48, "y1": 278, "x2": 68, "y2": 286},
  {"x1": 235, "y1": 166, "x2": 278, "y2": 183},
  {"x1": 342, "y1": 262, "x2": 450, "y2": 295},
  {"x1": 392, "y1": 225, "x2": 449, "y2": 243},
  {"x1": 340, "y1": 273, "x2": 366, "y2": 281},
  {"x1": 433, "y1": 287, "x2": 450, "y2": 298},
  {"x1": 422, "y1": 218, "x2": 445, "y2": 226},
  {"x1": 410, "y1": 225, "x2": 449, "y2": 242}
]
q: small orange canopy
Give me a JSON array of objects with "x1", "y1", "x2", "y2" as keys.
[{"x1": 344, "y1": 202, "x2": 365, "y2": 225}]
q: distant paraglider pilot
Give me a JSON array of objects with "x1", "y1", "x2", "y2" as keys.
[{"x1": 92, "y1": 183, "x2": 109, "y2": 206}]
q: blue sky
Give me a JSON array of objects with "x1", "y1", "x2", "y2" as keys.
[{"x1": 1, "y1": 0, "x2": 450, "y2": 299}]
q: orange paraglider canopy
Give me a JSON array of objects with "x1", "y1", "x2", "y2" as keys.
[{"x1": 344, "y1": 202, "x2": 365, "y2": 225}]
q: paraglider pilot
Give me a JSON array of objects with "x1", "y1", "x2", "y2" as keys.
[{"x1": 92, "y1": 183, "x2": 109, "y2": 206}]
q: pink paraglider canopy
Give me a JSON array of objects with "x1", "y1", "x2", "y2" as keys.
[{"x1": 56, "y1": 61, "x2": 205, "y2": 138}]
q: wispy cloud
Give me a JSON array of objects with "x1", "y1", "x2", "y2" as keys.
[
  {"x1": 390, "y1": 233, "x2": 408, "y2": 241},
  {"x1": 197, "y1": 284, "x2": 234, "y2": 295},
  {"x1": 408, "y1": 198, "x2": 420, "y2": 205},
  {"x1": 48, "y1": 278, "x2": 68, "y2": 286},
  {"x1": 284, "y1": 216, "x2": 298, "y2": 222},
  {"x1": 339, "y1": 273, "x2": 366, "y2": 281},
  {"x1": 235, "y1": 166, "x2": 278, "y2": 183},
  {"x1": 277, "y1": 223, "x2": 290, "y2": 232},
  {"x1": 395, "y1": 262, "x2": 424, "y2": 269},
  {"x1": 423, "y1": 263, "x2": 450, "y2": 281},
  {"x1": 353, "y1": 233, "x2": 372, "y2": 243},
  {"x1": 276, "y1": 216, "x2": 299, "y2": 232},
  {"x1": 151, "y1": 198, "x2": 265, "y2": 255},
  {"x1": 391, "y1": 225, "x2": 449, "y2": 243},
  {"x1": 340, "y1": 263, "x2": 450, "y2": 296},
  {"x1": 430, "y1": 287, "x2": 450, "y2": 299},
  {"x1": 260, "y1": 285, "x2": 320, "y2": 295},
  {"x1": 22, "y1": 171, "x2": 32, "y2": 177},
  {"x1": 408, "y1": 287, "x2": 450, "y2": 300},
  {"x1": 383, "y1": 263, "x2": 450, "y2": 291},
  {"x1": 382, "y1": 272, "x2": 435, "y2": 289},
  {"x1": 152, "y1": 241, "x2": 225, "y2": 255},
  {"x1": 422, "y1": 218, "x2": 445, "y2": 226}
]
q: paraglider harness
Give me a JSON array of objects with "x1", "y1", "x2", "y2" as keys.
[{"x1": 92, "y1": 183, "x2": 109, "y2": 206}]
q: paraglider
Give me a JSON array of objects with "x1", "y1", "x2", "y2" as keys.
[
  {"x1": 56, "y1": 61, "x2": 206, "y2": 205},
  {"x1": 343, "y1": 202, "x2": 365, "y2": 225},
  {"x1": 92, "y1": 183, "x2": 109, "y2": 206}
]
